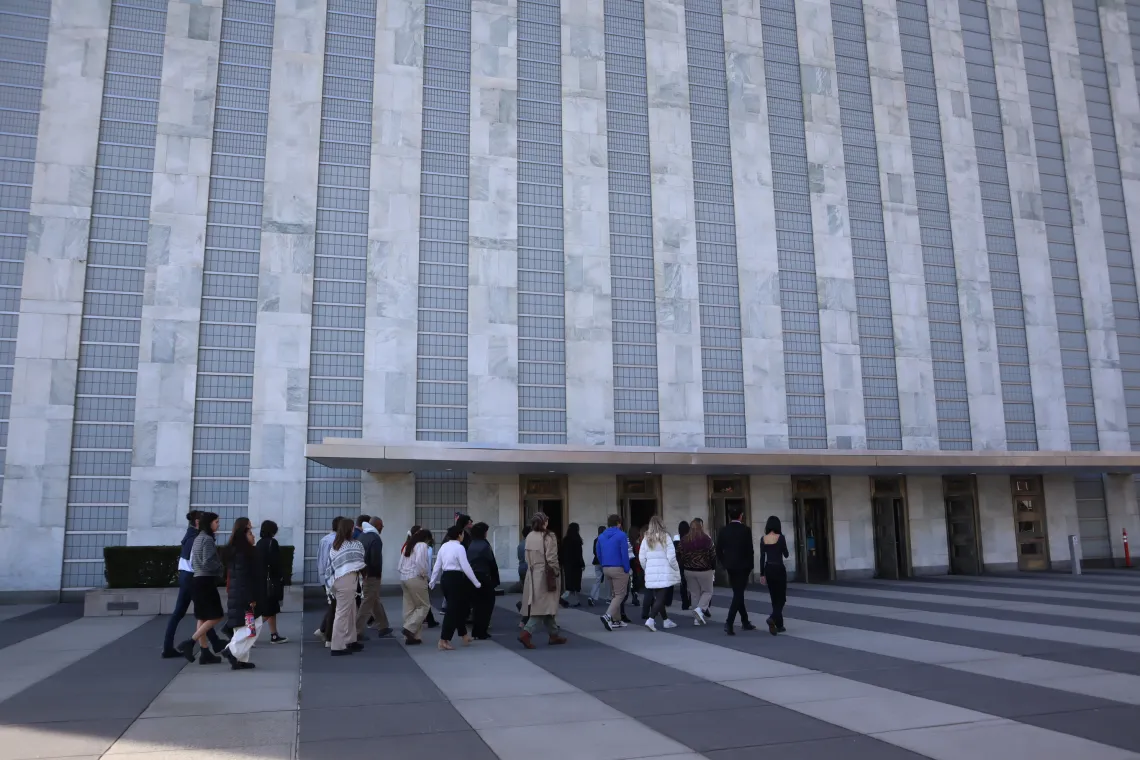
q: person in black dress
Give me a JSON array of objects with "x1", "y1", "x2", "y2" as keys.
[
  {"x1": 466, "y1": 522, "x2": 499, "y2": 639},
  {"x1": 224, "y1": 517, "x2": 264, "y2": 670},
  {"x1": 257, "y1": 520, "x2": 288, "y2": 644},
  {"x1": 560, "y1": 523, "x2": 585, "y2": 608},
  {"x1": 760, "y1": 515, "x2": 790, "y2": 635}
]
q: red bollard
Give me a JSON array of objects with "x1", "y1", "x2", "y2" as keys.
[{"x1": 1125, "y1": 529, "x2": 1132, "y2": 569}]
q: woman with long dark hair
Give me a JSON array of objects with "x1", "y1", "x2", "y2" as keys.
[
  {"x1": 430, "y1": 524, "x2": 481, "y2": 650},
  {"x1": 679, "y1": 517, "x2": 716, "y2": 625},
  {"x1": 223, "y1": 517, "x2": 263, "y2": 670},
  {"x1": 466, "y1": 522, "x2": 499, "y2": 639},
  {"x1": 560, "y1": 522, "x2": 585, "y2": 608},
  {"x1": 256, "y1": 519, "x2": 287, "y2": 644},
  {"x1": 399, "y1": 528, "x2": 433, "y2": 645},
  {"x1": 182, "y1": 511, "x2": 224, "y2": 664},
  {"x1": 402, "y1": 525, "x2": 439, "y2": 628},
  {"x1": 760, "y1": 515, "x2": 790, "y2": 635}
]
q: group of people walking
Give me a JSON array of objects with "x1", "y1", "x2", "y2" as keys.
[{"x1": 161, "y1": 510, "x2": 289, "y2": 670}]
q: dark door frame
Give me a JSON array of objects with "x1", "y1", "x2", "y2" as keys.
[
  {"x1": 791, "y1": 475, "x2": 834, "y2": 583},
  {"x1": 519, "y1": 474, "x2": 569, "y2": 539},
  {"x1": 943, "y1": 475, "x2": 983, "y2": 575},
  {"x1": 871, "y1": 476, "x2": 911, "y2": 579},
  {"x1": 707, "y1": 475, "x2": 751, "y2": 586}
]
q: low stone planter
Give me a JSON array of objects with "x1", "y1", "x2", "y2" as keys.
[{"x1": 84, "y1": 586, "x2": 304, "y2": 617}]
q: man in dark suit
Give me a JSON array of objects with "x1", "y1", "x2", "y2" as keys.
[{"x1": 715, "y1": 505, "x2": 756, "y2": 635}]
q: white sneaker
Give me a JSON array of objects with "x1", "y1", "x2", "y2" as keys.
[
  {"x1": 694, "y1": 607, "x2": 707, "y2": 625},
  {"x1": 662, "y1": 619, "x2": 677, "y2": 630},
  {"x1": 614, "y1": 620, "x2": 628, "y2": 628},
  {"x1": 645, "y1": 619, "x2": 657, "y2": 632},
  {"x1": 313, "y1": 628, "x2": 326, "y2": 642},
  {"x1": 324, "y1": 640, "x2": 331, "y2": 649}
]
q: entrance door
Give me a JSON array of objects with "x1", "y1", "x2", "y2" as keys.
[
  {"x1": 521, "y1": 476, "x2": 566, "y2": 541},
  {"x1": 1074, "y1": 475, "x2": 1111, "y2": 565},
  {"x1": 943, "y1": 475, "x2": 981, "y2": 575},
  {"x1": 792, "y1": 477, "x2": 831, "y2": 583},
  {"x1": 618, "y1": 476, "x2": 660, "y2": 537},
  {"x1": 709, "y1": 476, "x2": 750, "y2": 586},
  {"x1": 872, "y1": 477, "x2": 909, "y2": 579},
  {"x1": 1012, "y1": 476, "x2": 1049, "y2": 571}
]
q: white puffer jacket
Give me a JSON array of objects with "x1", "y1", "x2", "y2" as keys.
[{"x1": 639, "y1": 537, "x2": 681, "y2": 589}]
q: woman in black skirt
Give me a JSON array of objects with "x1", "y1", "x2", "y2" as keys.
[
  {"x1": 560, "y1": 523, "x2": 585, "y2": 608},
  {"x1": 183, "y1": 511, "x2": 225, "y2": 664},
  {"x1": 257, "y1": 520, "x2": 288, "y2": 643}
]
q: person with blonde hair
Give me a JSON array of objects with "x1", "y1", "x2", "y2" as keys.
[{"x1": 638, "y1": 515, "x2": 681, "y2": 631}]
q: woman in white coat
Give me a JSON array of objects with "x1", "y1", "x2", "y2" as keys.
[{"x1": 638, "y1": 515, "x2": 681, "y2": 631}]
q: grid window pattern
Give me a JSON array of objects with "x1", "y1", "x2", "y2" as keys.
[
  {"x1": 190, "y1": 0, "x2": 276, "y2": 536},
  {"x1": 417, "y1": 0, "x2": 470, "y2": 442},
  {"x1": 605, "y1": 0, "x2": 660, "y2": 446},
  {"x1": 303, "y1": 0, "x2": 375, "y2": 584},
  {"x1": 685, "y1": 0, "x2": 746, "y2": 448},
  {"x1": 759, "y1": 0, "x2": 826, "y2": 448},
  {"x1": 898, "y1": 0, "x2": 972, "y2": 450},
  {"x1": 831, "y1": 0, "x2": 901, "y2": 450},
  {"x1": 415, "y1": 471, "x2": 467, "y2": 540},
  {"x1": 1018, "y1": 0, "x2": 1099, "y2": 450},
  {"x1": 517, "y1": 0, "x2": 567, "y2": 445},
  {"x1": 0, "y1": 0, "x2": 50, "y2": 508},
  {"x1": 63, "y1": 0, "x2": 168, "y2": 590},
  {"x1": 959, "y1": 0, "x2": 1037, "y2": 450},
  {"x1": 1074, "y1": 0, "x2": 1140, "y2": 450}
]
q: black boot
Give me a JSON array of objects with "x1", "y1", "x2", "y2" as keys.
[
  {"x1": 767, "y1": 617, "x2": 778, "y2": 636},
  {"x1": 177, "y1": 639, "x2": 196, "y2": 663},
  {"x1": 741, "y1": 621, "x2": 757, "y2": 632},
  {"x1": 198, "y1": 648, "x2": 222, "y2": 665},
  {"x1": 724, "y1": 623, "x2": 735, "y2": 636}
]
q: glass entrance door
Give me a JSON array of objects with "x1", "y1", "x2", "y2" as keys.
[
  {"x1": 872, "y1": 477, "x2": 909, "y2": 579},
  {"x1": 709, "y1": 476, "x2": 749, "y2": 586},
  {"x1": 792, "y1": 477, "x2": 831, "y2": 583},
  {"x1": 1012, "y1": 476, "x2": 1048, "y2": 571},
  {"x1": 521, "y1": 476, "x2": 566, "y2": 540},
  {"x1": 619, "y1": 476, "x2": 660, "y2": 537},
  {"x1": 943, "y1": 476, "x2": 981, "y2": 575}
]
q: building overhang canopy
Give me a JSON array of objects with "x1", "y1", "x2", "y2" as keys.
[{"x1": 306, "y1": 440, "x2": 1140, "y2": 476}]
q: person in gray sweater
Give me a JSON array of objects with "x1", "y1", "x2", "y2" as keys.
[{"x1": 181, "y1": 511, "x2": 225, "y2": 664}]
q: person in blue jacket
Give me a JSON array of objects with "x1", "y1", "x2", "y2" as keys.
[
  {"x1": 162, "y1": 511, "x2": 224, "y2": 658},
  {"x1": 596, "y1": 514, "x2": 632, "y2": 631}
]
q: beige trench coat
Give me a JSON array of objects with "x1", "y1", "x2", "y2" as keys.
[{"x1": 521, "y1": 530, "x2": 561, "y2": 617}]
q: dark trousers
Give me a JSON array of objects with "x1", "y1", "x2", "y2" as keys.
[
  {"x1": 321, "y1": 596, "x2": 336, "y2": 637},
  {"x1": 440, "y1": 571, "x2": 472, "y2": 641},
  {"x1": 679, "y1": 572, "x2": 690, "y2": 609},
  {"x1": 766, "y1": 565, "x2": 787, "y2": 627},
  {"x1": 472, "y1": 572, "x2": 495, "y2": 637},
  {"x1": 165, "y1": 570, "x2": 221, "y2": 651},
  {"x1": 646, "y1": 588, "x2": 670, "y2": 621},
  {"x1": 726, "y1": 569, "x2": 751, "y2": 627}
]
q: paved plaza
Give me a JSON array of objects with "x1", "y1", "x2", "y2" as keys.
[{"x1": 2, "y1": 573, "x2": 1140, "y2": 759}]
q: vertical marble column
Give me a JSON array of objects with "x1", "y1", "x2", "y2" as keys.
[
  {"x1": 248, "y1": 0, "x2": 327, "y2": 542},
  {"x1": 864, "y1": 0, "x2": 940, "y2": 451},
  {"x1": 926, "y1": 2, "x2": 1007, "y2": 451},
  {"x1": 0, "y1": 1, "x2": 110, "y2": 594},
  {"x1": 831, "y1": 474, "x2": 874, "y2": 578},
  {"x1": 722, "y1": 0, "x2": 787, "y2": 449},
  {"x1": 987, "y1": 0, "x2": 1069, "y2": 452},
  {"x1": 468, "y1": 473, "x2": 521, "y2": 574},
  {"x1": 1104, "y1": 472, "x2": 1138, "y2": 564},
  {"x1": 562, "y1": 0, "x2": 613, "y2": 446},
  {"x1": 796, "y1": 0, "x2": 866, "y2": 450},
  {"x1": 976, "y1": 473, "x2": 1017, "y2": 569},
  {"x1": 568, "y1": 474, "x2": 618, "y2": 559},
  {"x1": 750, "y1": 475, "x2": 794, "y2": 577},
  {"x1": 661, "y1": 475, "x2": 707, "y2": 535},
  {"x1": 1043, "y1": 474, "x2": 1079, "y2": 569},
  {"x1": 1044, "y1": 0, "x2": 1129, "y2": 450},
  {"x1": 365, "y1": 0, "x2": 424, "y2": 445},
  {"x1": 646, "y1": 0, "x2": 702, "y2": 448},
  {"x1": 904, "y1": 475, "x2": 949, "y2": 574},
  {"x1": 468, "y1": 0, "x2": 519, "y2": 445},
  {"x1": 129, "y1": 0, "x2": 222, "y2": 546},
  {"x1": 364, "y1": 472, "x2": 415, "y2": 580},
  {"x1": 1099, "y1": 0, "x2": 1140, "y2": 451}
]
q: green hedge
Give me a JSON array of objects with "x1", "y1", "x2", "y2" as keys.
[{"x1": 103, "y1": 545, "x2": 295, "y2": 589}]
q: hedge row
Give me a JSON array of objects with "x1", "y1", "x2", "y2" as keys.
[{"x1": 103, "y1": 545, "x2": 295, "y2": 589}]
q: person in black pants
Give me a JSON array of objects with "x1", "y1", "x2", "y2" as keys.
[
  {"x1": 430, "y1": 524, "x2": 481, "y2": 650},
  {"x1": 162, "y1": 511, "x2": 223, "y2": 658},
  {"x1": 466, "y1": 522, "x2": 499, "y2": 639},
  {"x1": 760, "y1": 515, "x2": 790, "y2": 635},
  {"x1": 715, "y1": 505, "x2": 756, "y2": 635}
]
